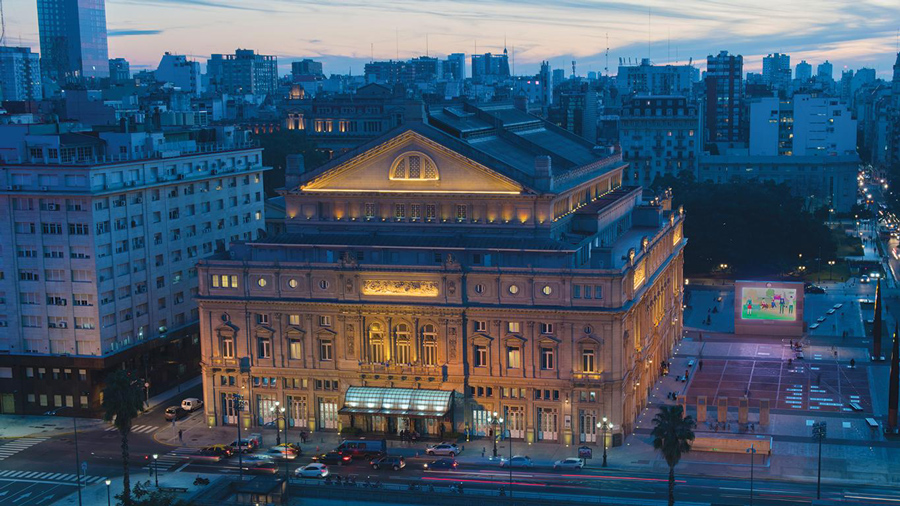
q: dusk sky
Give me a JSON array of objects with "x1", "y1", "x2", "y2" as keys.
[{"x1": 7, "y1": 0, "x2": 900, "y2": 77}]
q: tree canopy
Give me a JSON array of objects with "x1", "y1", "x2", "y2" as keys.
[{"x1": 652, "y1": 172, "x2": 837, "y2": 278}]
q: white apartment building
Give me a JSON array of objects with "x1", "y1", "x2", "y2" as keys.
[
  {"x1": 750, "y1": 95, "x2": 857, "y2": 157},
  {"x1": 0, "y1": 126, "x2": 268, "y2": 414}
]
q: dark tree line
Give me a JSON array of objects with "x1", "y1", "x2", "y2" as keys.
[
  {"x1": 652, "y1": 172, "x2": 836, "y2": 278},
  {"x1": 252, "y1": 130, "x2": 329, "y2": 197}
]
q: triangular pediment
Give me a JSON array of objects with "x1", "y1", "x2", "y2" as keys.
[{"x1": 300, "y1": 131, "x2": 526, "y2": 194}]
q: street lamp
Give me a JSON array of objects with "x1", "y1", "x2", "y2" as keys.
[
  {"x1": 812, "y1": 422, "x2": 827, "y2": 500},
  {"x1": 105, "y1": 479, "x2": 111, "y2": 506},
  {"x1": 488, "y1": 411, "x2": 503, "y2": 458},
  {"x1": 746, "y1": 444, "x2": 756, "y2": 506},
  {"x1": 152, "y1": 454, "x2": 159, "y2": 487},
  {"x1": 828, "y1": 260, "x2": 835, "y2": 281},
  {"x1": 597, "y1": 417, "x2": 613, "y2": 467},
  {"x1": 269, "y1": 402, "x2": 287, "y2": 446},
  {"x1": 46, "y1": 407, "x2": 82, "y2": 506}
]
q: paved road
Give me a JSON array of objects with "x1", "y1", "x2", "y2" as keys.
[{"x1": 0, "y1": 385, "x2": 201, "y2": 506}]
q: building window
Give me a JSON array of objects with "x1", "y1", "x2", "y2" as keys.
[
  {"x1": 289, "y1": 338, "x2": 303, "y2": 360},
  {"x1": 475, "y1": 320, "x2": 487, "y2": 332},
  {"x1": 319, "y1": 340, "x2": 333, "y2": 361},
  {"x1": 582, "y1": 349, "x2": 596, "y2": 372},
  {"x1": 540, "y1": 323, "x2": 554, "y2": 334},
  {"x1": 508, "y1": 284, "x2": 519, "y2": 295},
  {"x1": 410, "y1": 204, "x2": 421, "y2": 220},
  {"x1": 542, "y1": 285, "x2": 552, "y2": 296},
  {"x1": 319, "y1": 315, "x2": 332, "y2": 327},
  {"x1": 507, "y1": 346, "x2": 521, "y2": 368},
  {"x1": 257, "y1": 278, "x2": 267, "y2": 288},
  {"x1": 221, "y1": 334, "x2": 235, "y2": 358},
  {"x1": 289, "y1": 314, "x2": 301, "y2": 326},
  {"x1": 256, "y1": 313, "x2": 269, "y2": 325},
  {"x1": 258, "y1": 337, "x2": 272, "y2": 358},
  {"x1": 474, "y1": 345, "x2": 487, "y2": 367},
  {"x1": 541, "y1": 347, "x2": 555, "y2": 370},
  {"x1": 425, "y1": 204, "x2": 436, "y2": 220},
  {"x1": 456, "y1": 205, "x2": 467, "y2": 221},
  {"x1": 595, "y1": 286, "x2": 603, "y2": 299},
  {"x1": 368, "y1": 323, "x2": 385, "y2": 362},
  {"x1": 508, "y1": 321, "x2": 520, "y2": 333},
  {"x1": 474, "y1": 283, "x2": 485, "y2": 294},
  {"x1": 395, "y1": 323, "x2": 411, "y2": 364},
  {"x1": 422, "y1": 324, "x2": 437, "y2": 366},
  {"x1": 212, "y1": 274, "x2": 238, "y2": 288},
  {"x1": 394, "y1": 204, "x2": 406, "y2": 219},
  {"x1": 364, "y1": 203, "x2": 376, "y2": 219},
  {"x1": 318, "y1": 279, "x2": 329, "y2": 290}
]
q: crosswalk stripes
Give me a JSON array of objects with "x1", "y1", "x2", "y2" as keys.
[
  {"x1": 0, "y1": 469, "x2": 108, "y2": 485},
  {"x1": 142, "y1": 447, "x2": 194, "y2": 472},
  {"x1": 0, "y1": 437, "x2": 50, "y2": 460},
  {"x1": 104, "y1": 424, "x2": 158, "y2": 434}
]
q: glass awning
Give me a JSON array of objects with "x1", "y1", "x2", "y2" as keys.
[{"x1": 340, "y1": 386, "x2": 452, "y2": 418}]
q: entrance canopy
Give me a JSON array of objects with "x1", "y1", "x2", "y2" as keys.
[{"x1": 340, "y1": 387, "x2": 452, "y2": 418}]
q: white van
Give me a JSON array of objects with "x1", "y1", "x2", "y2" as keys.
[{"x1": 181, "y1": 398, "x2": 203, "y2": 412}]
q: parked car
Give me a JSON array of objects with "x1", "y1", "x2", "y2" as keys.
[
  {"x1": 335, "y1": 439, "x2": 387, "y2": 459},
  {"x1": 164, "y1": 406, "x2": 187, "y2": 421},
  {"x1": 296, "y1": 463, "x2": 329, "y2": 478},
  {"x1": 230, "y1": 438, "x2": 259, "y2": 453},
  {"x1": 370, "y1": 455, "x2": 405, "y2": 471},
  {"x1": 200, "y1": 445, "x2": 234, "y2": 458},
  {"x1": 311, "y1": 452, "x2": 351, "y2": 465},
  {"x1": 245, "y1": 461, "x2": 279, "y2": 475},
  {"x1": 423, "y1": 458, "x2": 458, "y2": 471},
  {"x1": 264, "y1": 447, "x2": 297, "y2": 460},
  {"x1": 425, "y1": 443, "x2": 460, "y2": 457},
  {"x1": 553, "y1": 458, "x2": 585, "y2": 470},
  {"x1": 500, "y1": 455, "x2": 533, "y2": 468},
  {"x1": 181, "y1": 398, "x2": 203, "y2": 412}
]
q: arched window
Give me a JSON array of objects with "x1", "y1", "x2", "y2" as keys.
[
  {"x1": 389, "y1": 152, "x2": 439, "y2": 181},
  {"x1": 421, "y1": 324, "x2": 437, "y2": 366},
  {"x1": 395, "y1": 323, "x2": 411, "y2": 364},
  {"x1": 369, "y1": 323, "x2": 385, "y2": 363}
]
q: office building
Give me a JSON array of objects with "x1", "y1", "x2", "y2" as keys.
[
  {"x1": 620, "y1": 95, "x2": 700, "y2": 184},
  {"x1": 207, "y1": 50, "x2": 278, "y2": 96},
  {"x1": 444, "y1": 54, "x2": 466, "y2": 81},
  {"x1": 0, "y1": 126, "x2": 268, "y2": 414},
  {"x1": 548, "y1": 88, "x2": 597, "y2": 143},
  {"x1": 762, "y1": 53, "x2": 791, "y2": 95},
  {"x1": 616, "y1": 58, "x2": 699, "y2": 96},
  {"x1": 108, "y1": 58, "x2": 130, "y2": 84},
  {"x1": 750, "y1": 95, "x2": 856, "y2": 157},
  {"x1": 292, "y1": 59, "x2": 324, "y2": 78},
  {"x1": 705, "y1": 51, "x2": 744, "y2": 143},
  {"x1": 0, "y1": 47, "x2": 42, "y2": 101},
  {"x1": 196, "y1": 102, "x2": 685, "y2": 447},
  {"x1": 156, "y1": 53, "x2": 202, "y2": 97},
  {"x1": 37, "y1": 0, "x2": 109, "y2": 81},
  {"x1": 471, "y1": 50, "x2": 510, "y2": 82}
]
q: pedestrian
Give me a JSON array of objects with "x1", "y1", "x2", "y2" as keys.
[
  {"x1": 178, "y1": 429, "x2": 183, "y2": 443},
  {"x1": 790, "y1": 339, "x2": 793, "y2": 348},
  {"x1": 482, "y1": 447, "x2": 486, "y2": 458},
  {"x1": 699, "y1": 360, "x2": 703, "y2": 372},
  {"x1": 440, "y1": 423, "x2": 445, "y2": 440}
]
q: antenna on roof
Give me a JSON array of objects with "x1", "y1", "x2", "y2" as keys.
[
  {"x1": 512, "y1": 45, "x2": 515, "y2": 75},
  {"x1": 371, "y1": 43, "x2": 374, "y2": 63},
  {"x1": 426, "y1": 33, "x2": 429, "y2": 57},
  {"x1": 605, "y1": 33, "x2": 609, "y2": 76},
  {"x1": 395, "y1": 28, "x2": 399, "y2": 60},
  {"x1": 647, "y1": 5, "x2": 652, "y2": 64}
]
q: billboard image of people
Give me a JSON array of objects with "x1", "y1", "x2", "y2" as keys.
[{"x1": 740, "y1": 286, "x2": 797, "y2": 321}]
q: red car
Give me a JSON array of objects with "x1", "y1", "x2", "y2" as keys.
[{"x1": 245, "y1": 461, "x2": 279, "y2": 475}]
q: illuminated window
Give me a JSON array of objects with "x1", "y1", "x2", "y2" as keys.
[
  {"x1": 389, "y1": 152, "x2": 439, "y2": 181},
  {"x1": 582, "y1": 349, "x2": 596, "y2": 372},
  {"x1": 507, "y1": 346, "x2": 521, "y2": 368}
]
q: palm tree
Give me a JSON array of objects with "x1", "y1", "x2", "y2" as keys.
[
  {"x1": 651, "y1": 405, "x2": 696, "y2": 506},
  {"x1": 102, "y1": 370, "x2": 146, "y2": 506}
]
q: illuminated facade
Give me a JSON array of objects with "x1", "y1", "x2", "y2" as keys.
[{"x1": 197, "y1": 103, "x2": 685, "y2": 446}]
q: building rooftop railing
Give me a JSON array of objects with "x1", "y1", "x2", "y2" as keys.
[{"x1": 1, "y1": 140, "x2": 261, "y2": 166}]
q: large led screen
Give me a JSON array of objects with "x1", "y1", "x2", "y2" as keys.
[{"x1": 740, "y1": 286, "x2": 797, "y2": 321}]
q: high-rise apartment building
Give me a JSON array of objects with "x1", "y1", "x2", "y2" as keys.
[
  {"x1": 37, "y1": 0, "x2": 109, "y2": 81},
  {"x1": 291, "y1": 59, "x2": 324, "y2": 78},
  {"x1": 0, "y1": 47, "x2": 42, "y2": 101},
  {"x1": 108, "y1": 58, "x2": 130, "y2": 84},
  {"x1": 762, "y1": 53, "x2": 791, "y2": 95},
  {"x1": 750, "y1": 95, "x2": 856, "y2": 157},
  {"x1": 444, "y1": 54, "x2": 466, "y2": 81},
  {"x1": 156, "y1": 53, "x2": 202, "y2": 97},
  {"x1": 0, "y1": 127, "x2": 269, "y2": 414},
  {"x1": 705, "y1": 51, "x2": 743, "y2": 143},
  {"x1": 616, "y1": 59, "x2": 699, "y2": 96},
  {"x1": 620, "y1": 95, "x2": 700, "y2": 184},
  {"x1": 207, "y1": 50, "x2": 278, "y2": 96},
  {"x1": 817, "y1": 61, "x2": 833, "y2": 81},
  {"x1": 196, "y1": 102, "x2": 684, "y2": 446},
  {"x1": 795, "y1": 61, "x2": 812, "y2": 82}
]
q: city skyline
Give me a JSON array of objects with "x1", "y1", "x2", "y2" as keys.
[{"x1": 4, "y1": 0, "x2": 900, "y2": 77}]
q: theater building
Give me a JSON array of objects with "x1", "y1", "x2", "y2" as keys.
[{"x1": 197, "y1": 103, "x2": 685, "y2": 446}]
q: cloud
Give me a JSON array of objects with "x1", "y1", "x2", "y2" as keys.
[
  {"x1": 109, "y1": 29, "x2": 164, "y2": 37},
  {"x1": 113, "y1": 0, "x2": 281, "y2": 13}
]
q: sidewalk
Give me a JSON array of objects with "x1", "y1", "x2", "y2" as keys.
[
  {"x1": 143, "y1": 376, "x2": 202, "y2": 413},
  {"x1": 0, "y1": 415, "x2": 106, "y2": 439}
]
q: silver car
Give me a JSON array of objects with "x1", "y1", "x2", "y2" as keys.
[
  {"x1": 553, "y1": 457, "x2": 585, "y2": 470},
  {"x1": 500, "y1": 455, "x2": 534, "y2": 468},
  {"x1": 425, "y1": 443, "x2": 460, "y2": 457}
]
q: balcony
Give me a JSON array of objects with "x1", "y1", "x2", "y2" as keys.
[
  {"x1": 358, "y1": 362, "x2": 441, "y2": 376},
  {"x1": 572, "y1": 372, "x2": 609, "y2": 386}
]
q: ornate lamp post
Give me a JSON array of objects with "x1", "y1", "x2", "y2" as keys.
[
  {"x1": 152, "y1": 454, "x2": 159, "y2": 487},
  {"x1": 597, "y1": 417, "x2": 613, "y2": 467},
  {"x1": 827, "y1": 260, "x2": 835, "y2": 281},
  {"x1": 812, "y1": 421, "x2": 827, "y2": 499},
  {"x1": 746, "y1": 444, "x2": 756, "y2": 505},
  {"x1": 488, "y1": 411, "x2": 503, "y2": 458},
  {"x1": 105, "y1": 479, "x2": 111, "y2": 506}
]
